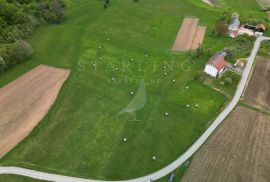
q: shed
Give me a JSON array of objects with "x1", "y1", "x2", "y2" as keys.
[
  {"x1": 255, "y1": 23, "x2": 266, "y2": 32},
  {"x1": 228, "y1": 13, "x2": 240, "y2": 32}
]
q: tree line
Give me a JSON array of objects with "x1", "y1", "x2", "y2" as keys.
[{"x1": 0, "y1": 0, "x2": 65, "y2": 73}]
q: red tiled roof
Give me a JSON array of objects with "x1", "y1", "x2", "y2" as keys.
[
  {"x1": 231, "y1": 31, "x2": 238, "y2": 37},
  {"x1": 207, "y1": 56, "x2": 227, "y2": 71}
]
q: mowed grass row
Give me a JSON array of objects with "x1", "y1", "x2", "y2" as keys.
[
  {"x1": 0, "y1": 175, "x2": 45, "y2": 182},
  {"x1": 0, "y1": 0, "x2": 266, "y2": 180}
]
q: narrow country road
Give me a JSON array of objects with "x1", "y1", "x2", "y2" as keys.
[{"x1": 1, "y1": 36, "x2": 269, "y2": 182}]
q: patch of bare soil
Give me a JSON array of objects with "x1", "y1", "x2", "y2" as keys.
[
  {"x1": 0, "y1": 65, "x2": 70, "y2": 158},
  {"x1": 244, "y1": 57, "x2": 270, "y2": 112},
  {"x1": 191, "y1": 26, "x2": 207, "y2": 50},
  {"x1": 172, "y1": 18, "x2": 199, "y2": 51},
  {"x1": 182, "y1": 106, "x2": 270, "y2": 182}
]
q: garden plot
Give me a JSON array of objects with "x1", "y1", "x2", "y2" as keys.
[
  {"x1": 191, "y1": 26, "x2": 207, "y2": 50},
  {"x1": 172, "y1": 18, "x2": 206, "y2": 51},
  {"x1": 172, "y1": 18, "x2": 199, "y2": 51}
]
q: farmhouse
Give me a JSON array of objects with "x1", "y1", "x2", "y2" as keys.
[{"x1": 204, "y1": 51, "x2": 227, "y2": 77}]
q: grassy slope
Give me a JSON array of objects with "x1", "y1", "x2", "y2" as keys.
[
  {"x1": 156, "y1": 1, "x2": 267, "y2": 181},
  {"x1": 0, "y1": 0, "x2": 266, "y2": 181},
  {"x1": 0, "y1": 175, "x2": 45, "y2": 182}
]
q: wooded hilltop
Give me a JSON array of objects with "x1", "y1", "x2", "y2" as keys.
[{"x1": 0, "y1": 0, "x2": 65, "y2": 73}]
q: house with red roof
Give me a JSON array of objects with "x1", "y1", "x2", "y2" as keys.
[{"x1": 204, "y1": 51, "x2": 227, "y2": 78}]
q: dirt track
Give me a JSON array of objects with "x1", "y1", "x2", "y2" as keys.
[
  {"x1": 172, "y1": 18, "x2": 199, "y2": 51},
  {"x1": 0, "y1": 65, "x2": 70, "y2": 158},
  {"x1": 182, "y1": 106, "x2": 270, "y2": 182},
  {"x1": 244, "y1": 57, "x2": 270, "y2": 112}
]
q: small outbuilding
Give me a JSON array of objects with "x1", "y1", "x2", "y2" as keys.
[
  {"x1": 204, "y1": 51, "x2": 227, "y2": 78},
  {"x1": 228, "y1": 13, "x2": 240, "y2": 32},
  {"x1": 255, "y1": 23, "x2": 266, "y2": 33}
]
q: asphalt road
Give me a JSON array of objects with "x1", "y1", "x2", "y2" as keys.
[{"x1": 1, "y1": 36, "x2": 269, "y2": 182}]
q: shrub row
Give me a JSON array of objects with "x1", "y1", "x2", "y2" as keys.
[{"x1": 0, "y1": 0, "x2": 65, "y2": 73}]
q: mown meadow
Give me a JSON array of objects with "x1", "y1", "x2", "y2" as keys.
[{"x1": 0, "y1": 0, "x2": 266, "y2": 181}]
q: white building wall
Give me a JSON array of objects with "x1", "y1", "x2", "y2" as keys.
[
  {"x1": 238, "y1": 28, "x2": 254, "y2": 36},
  {"x1": 204, "y1": 64, "x2": 218, "y2": 77},
  {"x1": 218, "y1": 68, "x2": 225, "y2": 74}
]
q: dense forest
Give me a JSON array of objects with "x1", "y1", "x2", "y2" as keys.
[{"x1": 0, "y1": 0, "x2": 65, "y2": 73}]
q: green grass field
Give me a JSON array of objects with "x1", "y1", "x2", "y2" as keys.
[
  {"x1": 0, "y1": 0, "x2": 266, "y2": 181},
  {"x1": 0, "y1": 175, "x2": 45, "y2": 182}
]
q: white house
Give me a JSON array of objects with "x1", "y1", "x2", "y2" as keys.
[{"x1": 204, "y1": 51, "x2": 227, "y2": 77}]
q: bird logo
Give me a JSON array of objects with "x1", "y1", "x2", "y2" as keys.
[{"x1": 116, "y1": 80, "x2": 147, "y2": 121}]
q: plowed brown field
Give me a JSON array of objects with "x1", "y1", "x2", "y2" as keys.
[
  {"x1": 244, "y1": 57, "x2": 270, "y2": 112},
  {"x1": 0, "y1": 65, "x2": 70, "y2": 158},
  {"x1": 172, "y1": 18, "x2": 199, "y2": 51},
  {"x1": 182, "y1": 106, "x2": 270, "y2": 182},
  {"x1": 191, "y1": 26, "x2": 207, "y2": 50}
]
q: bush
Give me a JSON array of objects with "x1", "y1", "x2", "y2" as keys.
[
  {"x1": 0, "y1": 0, "x2": 65, "y2": 74},
  {"x1": 214, "y1": 20, "x2": 228, "y2": 36},
  {"x1": 41, "y1": 0, "x2": 65, "y2": 23},
  {"x1": 0, "y1": 55, "x2": 6, "y2": 73},
  {"x1": 224, "y1": 77, "x2": 232, "y2": 86},
  {"x1": 9, "y1": 40, "x2": 33, "y2": 63}
]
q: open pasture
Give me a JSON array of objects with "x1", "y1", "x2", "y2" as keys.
[{"x1": 0, "y1": 0, "x2": 267, "y2": 181}]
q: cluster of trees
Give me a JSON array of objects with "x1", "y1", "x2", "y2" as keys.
[
  {"x1": 213, "y1": 11, "x2": 231, "y2": 36},
  {"x1": 0, "y1": 0, "x2": 65, "y2": 73}
]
